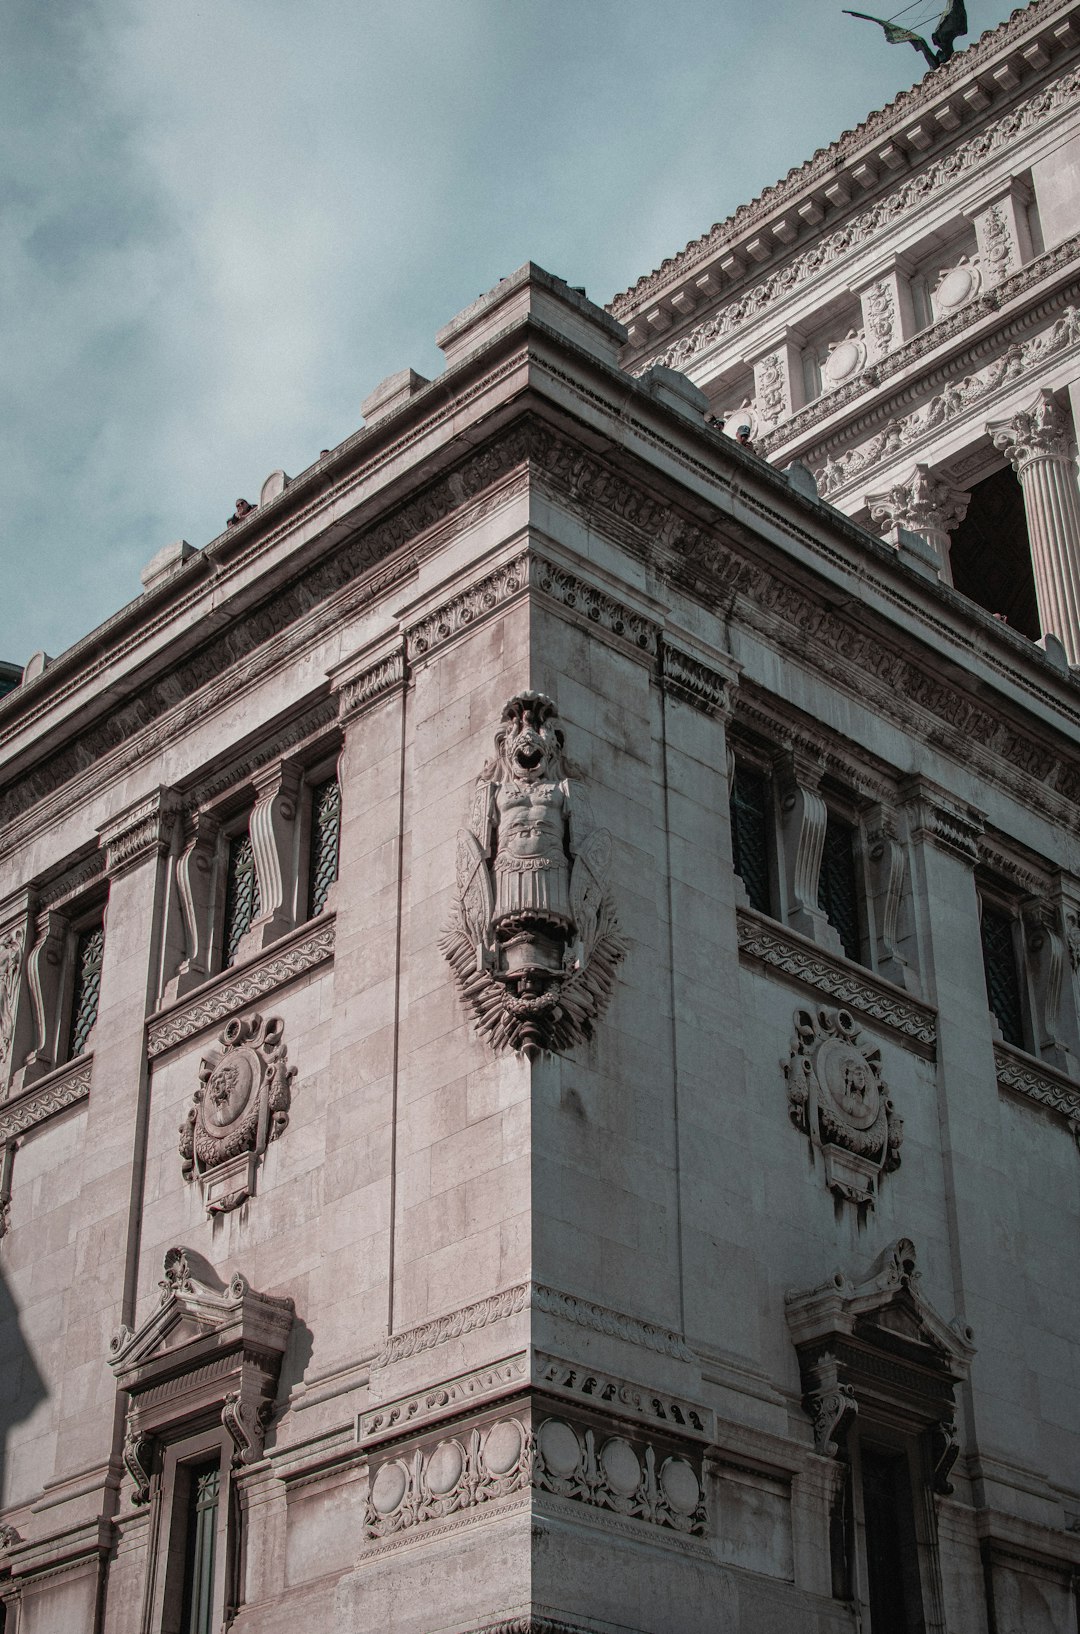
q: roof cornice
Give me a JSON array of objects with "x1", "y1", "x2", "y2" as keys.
[{"x1": 611, "y1": 0, "x2": 1079, "y2": 332}]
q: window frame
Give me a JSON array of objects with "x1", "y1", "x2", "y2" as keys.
[
  {"x1": 977, "y1": 886, "x2": 1031, "y2": 1053},
  {"x1": 152, "y1": 1428, "x2": 235, "y2": 1634}
]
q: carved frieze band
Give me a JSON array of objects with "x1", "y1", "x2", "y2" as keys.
[
  {"x1": 362, "y1": 1355, "x2": 529, "y2": 1446},
  {"x1": 0, "y1": 1056, "x2": 92, "y2": 1143},
  {"x1": 660, "y1": 641, "x2": 734, "y2": 717},
  {"x1": 406, "y1": 551, "x2": 659, "y2": 669},
  {"x1": 147, "y1": 918, "x2": 335, "y2": 1056},
  {"x1": 375, "y1": 1282, "x2": 694, "y2": 1370},
  {"x1": 736, "y1": 907, "x2": 937, "y2": 1049},
  {"x1": 815, "y1": 298, "x2": 1080, "y2": 498},
  {"x1": 762, "y1": 235, "x2": 1080, "y2": 457},
  {"x1": 638, "y1": 66, "x2": 1080, "y2": 367},
  {"x1": 99, "y1": 787, "x2": 180, "y2": 879},
  {"x1": 994, "y1": 1043, "x2": 1080, "y2": 1125},
  {"x1": 408, "y1": 552, "x2": 531, "y2": 662},
  {"x1": 336, "y1": 650, "x2": 406, "y2": 723}
]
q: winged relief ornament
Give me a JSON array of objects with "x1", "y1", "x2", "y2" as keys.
[{"x1": 442, "y1": 692, "x2": 626, "y2": 1058}]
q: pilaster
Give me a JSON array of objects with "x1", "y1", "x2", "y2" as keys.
[
  {"x1": 752, "y1": 333, "x2": 805, "y2": 429},
  {"x1": 965, "y1": 179, "x2": 1034, "y2": 288}
]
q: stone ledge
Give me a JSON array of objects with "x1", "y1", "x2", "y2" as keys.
[
  {"x1": 147, "y1": 916, "x2": 335, "y2": 1057},
  {"x1": 994, "y1": 1040, "x2": 1080, "y2": 1126},
  {"x1": 0, "y1": 1054, "x2": 92, "y2": 1143},
  {"x1": 736, "y1": 907, "x2": 937, "y2": 1052}
]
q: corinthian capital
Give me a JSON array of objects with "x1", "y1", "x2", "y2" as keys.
[
  {"x1": 866, "y1": 463, "x2": 970, "y2": 540},
  {"x1": 988, "y1": 390, "x2": 1072, "y2": 471}
]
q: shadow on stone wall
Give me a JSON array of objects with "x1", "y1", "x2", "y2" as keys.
[{"x1": 0, "y1": 1258, "x2": 47, "y2": 1532}]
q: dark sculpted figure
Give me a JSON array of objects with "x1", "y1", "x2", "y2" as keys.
[{"x1": 843, "y1": 2, "x2": 968, "y2": 70}]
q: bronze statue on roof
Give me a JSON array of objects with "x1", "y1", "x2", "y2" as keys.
[{"x1": 843, "y1": 1, "x2": 968, "y2": 69}]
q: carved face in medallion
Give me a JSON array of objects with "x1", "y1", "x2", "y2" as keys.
[
  {"x1": 818, "y1": 1037, "x2": 881, "y2": 1130},
  {"x1": 204, "y1": 1053, "x2": 255, "y2": 1129}
]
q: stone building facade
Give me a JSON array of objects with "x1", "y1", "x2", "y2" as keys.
[{"x1": 1, "y1": 9, "x2": 1080, "y2": 1634}]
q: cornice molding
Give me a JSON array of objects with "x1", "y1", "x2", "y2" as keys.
[
  {"x1": 635, "y1": 63, "x2": 1080, "y2": 372},
  {"x1": 994, "y1": 1040, "x2": 1080, "y2": 1123},
  {"x1": 613, "y1": 0, "x2": 1078, "y2": 323},
  {"x1": 736, "y1": 907, "x2": 937, "y2": 1049},
  {"x1": 374, "y1": 1281, "x2": 694, "y2": 1370},
  {"x1": 146, "y1": 917, "x2": 335, "y2": 1057},
  {"x1": 0, "y1": 1055, "x2": 92, "y2": 1143}
]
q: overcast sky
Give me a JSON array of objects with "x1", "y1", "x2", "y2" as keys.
[{"x1": 1, "y1": 0, "x2": 1024, "y2": 666}]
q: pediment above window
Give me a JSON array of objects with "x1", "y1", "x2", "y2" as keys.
[
  {"x1": 108, "y1": 1247, "x2": 293, "y2": 1503},
  {"x1": 786, "y1": 1238, "x2": 975, "y2": 1491}
]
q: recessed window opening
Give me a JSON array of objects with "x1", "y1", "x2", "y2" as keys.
[
  {"x1": 67, "y1": 920, "x2": 104, "y2": 1058},
  {"x1": 949, "y1": 466, "x2": 1040, "y2": 639},
  {"x1": 222, "y1": 831, "x2": 260, "y2": 967},
  {"x1": 818, "y1": 812, "x2": 861, "y2": 962},
  {"x1": 980, "y1": 901, "x2": 1025, "y2": 1048},
  {"x1": 858, "y1": 1442, "x2": 926, "y2": 1634},
  {"x1": 179, "y1": 1458, "x2": 220, "y2": 1634},
  {"x1": 729, "y1": 763, "x2": 773, "y2": 914}
]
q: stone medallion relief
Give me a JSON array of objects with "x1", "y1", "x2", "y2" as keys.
[
  {"x1": 179, "y1": 1012, "x2": 295, "y2": 1214},
  {"x1": 785, "y1": 1004, "x2": 902, "y2": 1209},
  {"x1": 442, "y1": 692, "x2": 625, "y2": 1058}
]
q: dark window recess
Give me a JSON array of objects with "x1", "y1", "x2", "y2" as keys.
[
  {"x1": 861, "y1": 1446, "x2": 926, "y2": 1634},
  {"x1": 180, "y1": 1460, "x2": 220, "y2": 1634},
  {"x1": 67, "y1": 923, "x2": 104, "y2": 1057},
  {"x1": 981, "y1": 905, "x2": 1025, "y2": 1048},
  {"x1": 818, "y1": 815, "x2": 861, "y2": 961},
  {"x1": 222, "y1": 833, "x2": 261, "y2": 967},
  {"x1": 950, "y1": 467, "x2": 1039, "y2": 640},
  {"x1": 307, "y1": 778, "x2": 341, "y2": 917},
  {"x1": 730, "y1": 767, "x2": 772, "y2": 914}
]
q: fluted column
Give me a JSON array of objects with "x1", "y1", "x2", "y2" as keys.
[
  {"x1": 866, "y1": 463, "x2": 970, "y2": 584},
  {"x1": 989, "y1": 391, "x2": 1080, "y2": 664}
]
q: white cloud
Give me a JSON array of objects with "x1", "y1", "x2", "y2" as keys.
[{"x1": 0, "y1": 0, "x2": 1022, "y2": 662}]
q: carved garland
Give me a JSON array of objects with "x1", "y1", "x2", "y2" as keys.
[
  {"x1": 0, "y1": 1057, "x2": 92, "y2": 1144},
  {"x1": 815, "y1": 302, "x2": 1080, "y2": 498}
]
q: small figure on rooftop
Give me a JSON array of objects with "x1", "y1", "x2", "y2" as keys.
[
  {"x1": 736, "y1": 424, "x2": 755, "y2": 451},
  {"x1": 227, "y1": 498, "x2": 255, "y2": 528},
  {"x1": 843, "y1": 2, "x2": 967, "y2": 69}
]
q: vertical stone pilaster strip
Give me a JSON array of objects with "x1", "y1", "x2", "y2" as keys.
[
  {"x1": 990, "y1": 391, "x2": 1080, "y2": 664},
  {"x1": 776, "y1": 749, "x2": 838, "y2": 954}
]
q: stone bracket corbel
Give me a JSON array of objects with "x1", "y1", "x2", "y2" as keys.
[
  {"x1": 863, "y1": 805, "x2": 917, "y2": 991},
  {"x1": 12, "y1": 909, "x2": 69, "y2": 1090},
  {"x1": 1024, "y1": 902, "x2": 1077, "y2": 1075},
  {"x1": 164, "y1": 812, "x2": 221, "y2": 1002},
  {"x1": 236, "y1": 762, "x2": 303, "y2": 959},
  {"x1": 776, "y1": 749, "x2": 841, "y2": 954}
]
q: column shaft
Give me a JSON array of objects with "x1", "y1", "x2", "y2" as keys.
[{"x1": 1017, "y1": 455, "x2": 1080, "y2": 664}]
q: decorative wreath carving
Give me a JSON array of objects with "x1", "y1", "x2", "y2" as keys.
[
  {"x1": 785, "y1": 1004, "x2": 902, "y2": 1209},
  {"x1": 441, "y1": 693, "x2": 626, "y2": 1058},
  {"x1": 179, "y1": 1013, "x2": 295, "y2": 1212}
]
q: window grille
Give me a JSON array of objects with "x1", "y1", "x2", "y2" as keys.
[
  {"x1": 307, "y1": 777, "x2": 341, "y2": 917},
  {"x1": 729, "y1": 766, "x2": 772, "y2": 915},
  {"x1": 68, "y1": 923, "x2": 104, "y2": 1057},
  {"x1": 818, "y1": 814, "x2": 861, "y2": 961},
  {"x1": 180, "y1": 1460, "x2": 220, "y2": 1634},
  {"x1": 222, "y1": 833, "x2": 260, "y2": 967},
  {"x1": 980, "y1": 904, "x2": 1024, "y2": 1048}
]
